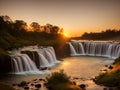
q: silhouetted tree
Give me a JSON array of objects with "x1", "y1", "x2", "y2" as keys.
[
  {"x1": 30, "y1": 22, "x2": 40, "y2": 32},
  {"x1": 50, "y1": 25, "x2": 60, "y2": 34}
]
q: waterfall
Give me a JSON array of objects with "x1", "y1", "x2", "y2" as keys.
[
  {"x1": 37, "y1": 47, "x2": 60, "y2": 68},
  {"x1": 78, "y1": 43, "x2": 85, "y2": 55},
  {"x1": 69, "y1": 42, "x2": 77, "y2": 55},
  {"x1": 38, "y1": 52, "x2": 50, "y2": 68},
  {"x1": 69, "y1": 41, "x2": 120, "y2": 59},
  {"x1": 10, "y1": 46, "x2": 60, "y2": 74},
  {"x1": 47, "y1": 47, "x2": 59, "y2": 62},
  {"x1": 11, "y1": 54, "x2": 44, "y2": 74}
]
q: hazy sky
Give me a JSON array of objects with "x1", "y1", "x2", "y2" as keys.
[{"x1": 0, "y1": 0, "x2": 120, "y2": 36}]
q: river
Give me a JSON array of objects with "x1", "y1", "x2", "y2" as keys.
[{"x1": 0, "y1": 56, "x2": 114, "y2": 90}]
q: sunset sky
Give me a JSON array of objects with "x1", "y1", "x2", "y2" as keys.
[{"x1": 0, "y1": 0, "x2": 120, "y2": 36}]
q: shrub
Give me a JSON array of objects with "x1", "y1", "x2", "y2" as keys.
[
  {"x1": 114, "y1": 57, "x2": 120, "y2": 65},
  {"x1": 95, "y1": 70, "x2": 120, "y2": 87},
  {"x1": 19, "y1": 81, "x2": 27, "y2": 87},
  {"x1": 46, "y1": 70, "x2": 82, "y2": 90},
  {"x1": 46, "y1": 69, "x2": 71, "y2": 85}
]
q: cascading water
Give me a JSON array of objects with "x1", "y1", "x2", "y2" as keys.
[
  {"x1": 10, "y1": 46, "x2": 60, "y2": 74},
  {"x1": 69, "y1": 42, "x2": 77, "y2": 55},
  {"x1": 37, "y1": 47, "x2": 60, "y2": 68},
  {"x1": 69, "y1": 41, "x2": 120, "y2": 59},
  {"x1": 11, "y1": 54, "x2": 43, "y2": 74},
  {"x1": 38, "y1": 53, "x2": 50, "y2": 68}
]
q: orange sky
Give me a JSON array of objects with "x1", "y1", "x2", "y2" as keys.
[{"x1": 0, "y1": 0, "x2": 120, "y2": 37}]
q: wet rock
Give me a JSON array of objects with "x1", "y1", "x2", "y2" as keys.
[
  {"x1": 105, "y1": 65, "x2": 108, "y2": 67},
  {"x1": 31, "y1": 83, "x2": 34, "y2": 86},
  {"x1": 12, "y1": 83, "x2": 17, "y2": 86},
  {"x1": 40, "y1": 67, "x2": 48, "y2": 70},
  {"x1": 39, "y1": 78, "x2": 46, "y2": 81},
  {"x1": 73, "y1": 77, "x2": 79, "y2": 80},
  {"x1": 17, "y1": 84, "x2": 22, "y2": 87},
  {"x1": 79, "y1": 84, "x2": 86, "y2": 89},
  {"x1": 44, "y1": 83, "x2": 47, "y2": 86},
  {"x1": 34, "y1": 82, "x2": 37, "y2": 83},
  {"x1": 33, "y1": 79, "x2": 37, "y2": 81},
  {"x1": 72, "y1": 81, "x2": 76, "y2": 85},
  {"x1": 35, "y1": 84, "x2": 41, "y2": 88},
  {"x1": 19, "y1": 81, "x2": 27, "y2": 87},
  {"x1": 103, "y1": 69, "x2": 108, "y2": 71},
  {"x1": 108, "y1": 65, "x2": 113, "y2": 69},
  {"x1": 27, "y1": 82, "x2": 30, "y2": 84},
  {"x1": 39, "y1": 78, "x2": 43, "y2": 81},
  {"x1": 24, "y1": 86, "x2": 29, "y2": 90}
]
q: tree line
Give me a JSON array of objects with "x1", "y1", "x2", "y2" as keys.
[
  {"x1": 0, "y1": 15, "x2": 67, "y2": 50},
  {"x1": 0, "y1": 15, "x2": 63, "y2": 34},
  {"x1": 72, "y1": 29, "x2": 120, "y2": 40}
]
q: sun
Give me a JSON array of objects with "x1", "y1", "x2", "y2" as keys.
[{"x1": 63, "y1": 33, "x2": 70, "y2": 37}]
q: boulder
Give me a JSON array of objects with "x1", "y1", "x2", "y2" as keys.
[
  {"x1": 79, "y1": 84, "x2": 86, "y2": 89},
  {"x1": 35, "y1": 84, "x2": 41, "y2": 88},
  {"x1": 24, "y1": 86, "x2": 29, "y2": 90}
]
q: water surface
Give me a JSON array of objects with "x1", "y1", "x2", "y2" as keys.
[{"x1": 0, "y1": 56, "x2": 114, "y2": 90}]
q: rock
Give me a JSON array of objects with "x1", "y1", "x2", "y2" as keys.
[
  {"x1": 27, "y1": 82, "x2": 30, "y2": 84},
  {"x1": 31, "y1": 83, "x2": 34, "y2": 86},
  {"x1": 79, "y1": 84, "x2": 86, "y2": 89},
  {"x1": 73, "y1": 77, "x2": 79, "y2": 80},
  {"x1": 44, "y1": 83, "x2": 47, "y2": 86},
  {"x1": 17, "y1": 84, "x2": 22, "y2": 87},
  {"x1": 20, "y1": 81, "x2": 27, "y2": 87},
  {"x1": 40, "y1": 67, "x2": 48, "y2": 70},
  {"x1": 105, "y1": 65, "x2": 108, "y2": 67},
  {"x1": 72, "y1": 81, "x2": 76, "y2": 85},
  {"x1": 103, "y1": 69, "x2": 108, "y2": 71},
  {"x1": 12, "y1": 83, "x2": 17, "y2": 86},
  {"x1": 35, "y1": 84, "x2": 41, "y2": 88},
  {"x1": 39, "y1": 78, "x2": 45, "y2": 81},
  {"x1": 24, "y1": 86, "x2": 29, "y2": 90},
  {"x1": 33, "y1": 79, "x2": 37, "y2": 81},
  {"x1": 34, "y1": 82, "x2": 37, "y2": 83},
  {"x1": 108, "y1": 65, "x2": 113, "y2": 69},
  {"x1": 39, "y1": 78, "x2": 46, "y2": 82}
]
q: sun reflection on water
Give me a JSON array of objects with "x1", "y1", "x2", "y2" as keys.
[{"x1": 62, "y1": 61, "x2": 70, "y2": 66}]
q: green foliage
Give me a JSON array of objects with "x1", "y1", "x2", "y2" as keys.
[
  {"x1": 0, "y1": 15, "x2": 68, "y2": 50},
  {"x1": 19, "y1": 81, "x2": 27, "y2": 86},
  {"x1": 46, "y1": 70, "x2": 71, "y2": 84},
  {"x1": 0, "y1": 82, "x2": 16, "y2": 90},
  {"x1": 114, "y1": 57, "x2": 120, "y2": 65},
  {"x1": 0, "y1": 48, "x2": 7, "y2": 56},
  {"x1": 46, "y1": 70, "x2": 81, "y2": 90},
  {"x1": 95, "y1": 70, "x2": 120, "y2": 87}
]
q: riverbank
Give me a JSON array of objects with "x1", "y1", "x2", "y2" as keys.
[{"x1": 94, "y1": 57, "x2": 120, "y2": 90}]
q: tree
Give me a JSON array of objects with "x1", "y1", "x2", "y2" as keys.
[
  {"x1": 11, "y1": 20, "x2": 27, "y2": 37},
  {"x1": 30, "y1": 22, "x2": 40, "y2": 32},
  {"x1": 50, "y1": 25, "x2": 60, "y2": 34},
  {"x1": 0, "y1": 15, "x2": 13, "y2": 31}
]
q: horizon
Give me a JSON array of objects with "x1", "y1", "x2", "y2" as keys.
[{"x1": 0, "y1": 0, "x2": 120, "y2": 37}]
